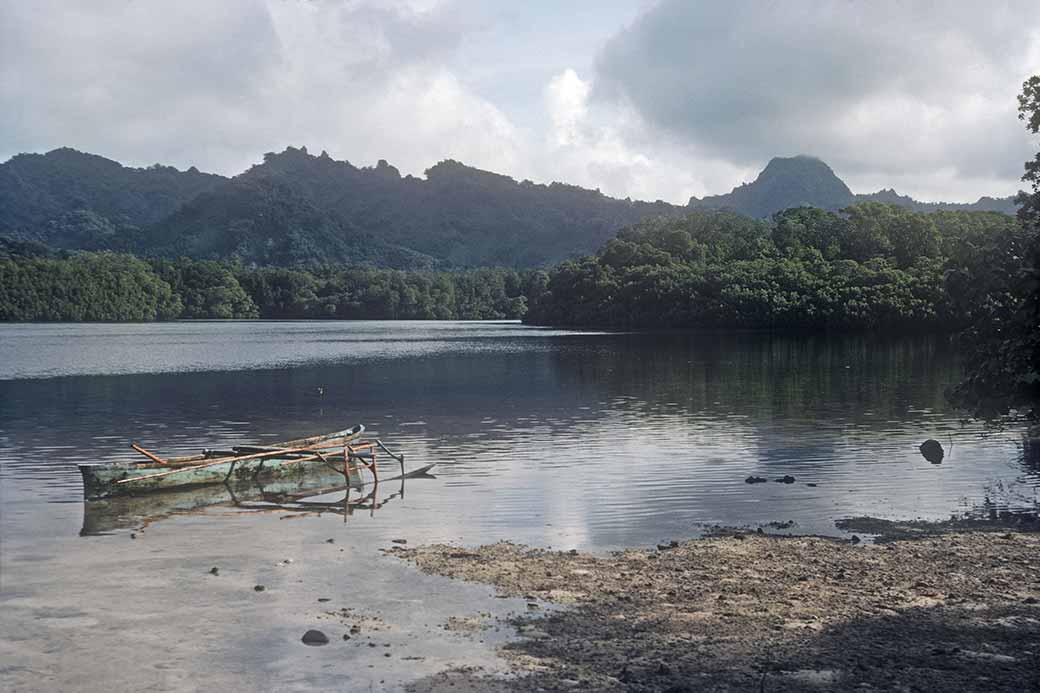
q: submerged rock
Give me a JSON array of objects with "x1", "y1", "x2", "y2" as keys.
[
  {"x1": 775, "y1": 475, "x2": 796, "y2": 484},
  {"x1": 919, "y1": 439, "x2": 945, "y2": 464},
  {"x1": 301, "y1": 629, "x2": 329, "y2": 646},
  {"x1": 745, "y1": 476, "x2": 768, "y2": 484}
]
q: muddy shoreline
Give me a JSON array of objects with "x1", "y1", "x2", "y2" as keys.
[{"x1": 395, "y1": 519, "x2": 1040, "y2": 692}]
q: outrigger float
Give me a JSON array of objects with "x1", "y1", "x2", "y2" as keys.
[{"x1": 78, "y1": 424, "x2": 433, "y2": 499}]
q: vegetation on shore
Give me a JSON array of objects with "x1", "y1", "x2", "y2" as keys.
[
  {"x1": 523, "y1": 203, "x2": 1024, "y2": 332},
  {"x1": 0, "y1": 246, "x2": 532, "y2": 321}
]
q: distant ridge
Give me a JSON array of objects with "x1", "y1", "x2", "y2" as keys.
[
  {"x1": 0, "y1": 148, "x2": 1020, "y2": 268},
  {"x1": 689, "y1": 155, "x2": 1019, "y2": 218}
]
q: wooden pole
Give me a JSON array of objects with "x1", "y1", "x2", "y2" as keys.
[{"x1": 130, "y1": 443, "x2": 167, "y2": 465}]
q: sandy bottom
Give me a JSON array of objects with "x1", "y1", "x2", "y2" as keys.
[{"x1": 396, "y1": 519, "x2": 1040, "y2": 692}]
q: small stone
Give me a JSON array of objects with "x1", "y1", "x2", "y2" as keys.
[
  {"x1": 745, "y1": 476, "x2": 768, "y2": 484},
  {"x1": 343, "y1": 634, "x2": 351, "y2": 640},
  {"x1": 325, "y1": 538, "x2": 335, "y2": 544},
  {"x1": 775, "y1": 475, "x2": 796, "y2": 484},
  {"x1": 806, "y1": 483, "x2": 818, "y2": 487},
  {"x1": 384, "y1": 652, "x2": 391, "y2": 657},
  {"x1": 209, "y1": 566, "x2": 219, "y2": 575},
  {"x1": 391, "y1": 538, "x2": 407, "y2": 545},
  {"x1": 350, "y1": 625, "x2": 361, "y2": 634},
  {"x1": 851, "y1": 535, "x2": 861, "y2": 544},
  {"x1": 1024, "y1": 596, "x2": 1038, "y2": 604},
  {"x1": 254, "y1": 584, "x2": 265, "y2": 592},
  {"x1": 130, "y1": 533, "x2": 137, "y2": 539},
  {"x1": 318, "y1": 598, "x2": 331, "y2": 602},
  {"x1": 301, "y1": 629, "x2": 329, "y2": 646}
]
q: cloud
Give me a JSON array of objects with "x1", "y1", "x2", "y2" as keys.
[
  {"x1": 1, "y1": 1, "x2": 1036, "y2": 204},
  {"x1": 0, "y1": 0, "x2": 521, "y2": 178},
  {"x1": 593, "y1": 0, "x2": 1040, "y2": 200}
]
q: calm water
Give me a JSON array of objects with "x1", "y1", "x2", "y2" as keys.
[
  {"x1": 2, "y1": 321, "x2": 1038, "y2": 691},
  {"x1": 1, "y1": 320, "x2": 1037, "y2": 547}
]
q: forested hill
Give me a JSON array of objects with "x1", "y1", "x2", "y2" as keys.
[
  {"x1": 689, "y1": 155, "x2": 1019, "y2": 218},
  {"x1": 139, "y1": 147, "x2": 683, "y2": 267},
  {"x1": 0, "y1": 148, "x2": 226, "y2": 249},
  {"x1": 0, "y1": 148, "x2": 1019, "y2": 269}
]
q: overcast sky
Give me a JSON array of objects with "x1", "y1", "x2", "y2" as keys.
[{"x1": 2, "y1": 0, "x2": 1038, "y2": 203}]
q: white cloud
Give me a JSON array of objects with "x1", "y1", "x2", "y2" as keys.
[
  {"x1": 0, "y1": 0, "x2": 522, "y2": 178},
  {"x1": 1, "y1": 0, "x2": 1036, "y2": 204},
  {"x1": 594, "y1": 0, "x2": 1040, "y2": 201}
]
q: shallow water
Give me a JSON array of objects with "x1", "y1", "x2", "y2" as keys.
[{"x1": 1, "y1": 320, "x2": 1037, "y2": 691}]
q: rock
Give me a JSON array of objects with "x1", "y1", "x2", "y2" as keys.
[
  {"x1": 254, "y1": 584, "x2": 265, "y2": 592},
  {"x1": 325, "y1": 538, "x2": 335, "y2": 544},
  {"x1": 657, "y1": 540, "x2": 680, "y2": 551},
  {"x1": 318, "y1": 598, "x2": 331, "y2": 602},
  {"x1": 745, "y1": 475, "x2": 768, "y2": 484},
  {"x1": 130, "y1": 533, "x2": 136, "y2": 539},
  {"x1": 851, "y1": 535, "x2": 861, "y2": 544},
  {"x1": 775, "y1": 475, "x2": 796, "y2": 484},
  {"x1": 1024, "y1": 596, "x2": 1038, "y2": 604},
  {"x1": 350, "y1": 625, "x2": 361, "y2": 634},
  {"x1": 391, "y1": 538, "x2": 407, "y2": 545},
  {"x1": 209, "y1": 566, "x2": 219, "y2": 575},
  {"x1": 301, "y1": 629, "x2": 329, "y2": 646},
  {"x1": 343, "y1": 634, "x2": 351, "y2": 640},
  {"x1": 806, "y1": 482, "x2": 818, "y2": 487},
  {"x1": 919, "y1": 439, "x2": 944, "y2": 464}
]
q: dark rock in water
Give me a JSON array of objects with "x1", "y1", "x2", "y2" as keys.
[
  {"x1": 775, "y1": 475, "x2": 796, "y2": 484},
  {"x1": 851, "y1": 535, "x2": 861, "y2": 544},
  {"x1": 657, "y1": 540, "x2": 680, "y2": 551},
  {"x1": 919, "y1": 439, "x2": 944, "y2": 463},
  {"x1": 302, "y1": 629, "x2": 329, "y2": 646},
  {"x1": 806, "y1": 482, "x2": 818, "y2": 487},
  {"x1": 254, "y1": 584, "x2": 265, "y2": 592},
  {"x1": 325, "y1": 538, "x2": 335, "y2": 544},
  {"x1": 391, "y1": 538, "x2": 408, "y2": 545},
  {"x1": 318, "y1": 598, "x2": 331, "y2": 602},
  {"x1": 745, "y1": 475, "x2": 768, "y2": 484}
]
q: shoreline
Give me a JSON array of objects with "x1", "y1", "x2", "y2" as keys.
[{"x1": 393, "y1": 518, "x2": 1040, "y2": 692}]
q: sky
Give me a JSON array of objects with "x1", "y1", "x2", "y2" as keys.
[{"x1": 1, "y1": 0, "x2": 1038, "y2": 204}]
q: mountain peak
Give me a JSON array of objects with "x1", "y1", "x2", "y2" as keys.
[{"x1": 692, "y1": 154, "x2": 854, "y2": 217}]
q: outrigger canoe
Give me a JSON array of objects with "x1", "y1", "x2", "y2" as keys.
[{"x1": 80, "y1": 424, "x2": 387, "y2": 499}]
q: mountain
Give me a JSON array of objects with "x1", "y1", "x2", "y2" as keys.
[
  {"x1": 0, "y1": 148, "x2": 1020, "y2": 268},
  {"x1": 138, "y1": 146, "x2": 683, "y2": 267},
  {"x1": 0, "y1": 148, "x2": 226, "y2": 249},
  {"x1": 689, "y1": 155, "x2": 1019, "y2": 218},
  {"x1": 690, "y1": 156, "x2": 855, "y2": 217}
]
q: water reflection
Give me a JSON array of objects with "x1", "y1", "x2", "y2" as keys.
[{"x1": 0, "y1": 323, "x2": 1037, "y2": 549}]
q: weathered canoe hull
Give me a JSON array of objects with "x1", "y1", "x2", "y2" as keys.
[
  {"x1": 80, "y1": 425, "x2": 367, "y2": 499},
  {"x1": 79, "y1": 454, "x2": 362, "y2": 499},
  {"x1": 81, "y1": 466, "x2": 357, "y2": 534}
]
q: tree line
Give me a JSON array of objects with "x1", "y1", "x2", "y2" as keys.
[
  {"x1": 0, "y1": 246, "x2": 532, "y2": 321},
  {"x1": 523, "y1": 202, "x2": 1027, "y2": 333}
]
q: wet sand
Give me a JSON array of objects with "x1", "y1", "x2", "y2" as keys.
[{"x1": 396, "y1": 520, "x2": 1040, "y2": 692}]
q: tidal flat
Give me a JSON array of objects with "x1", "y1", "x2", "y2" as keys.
[{"x1": 399, "y1": 522, "x2": 1040, "y2": 692}]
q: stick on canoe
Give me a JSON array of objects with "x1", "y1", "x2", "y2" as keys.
[
  {"x1": 115, "y1": 444, "x2": 334, "y2": 485},
  {"x1": 130, "y1": 443, "x2": 167, "y2": 465}
]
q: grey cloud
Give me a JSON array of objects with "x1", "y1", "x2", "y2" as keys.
[{"x1": 594, "y1": 0, "x2": 1038, "y2": 198}]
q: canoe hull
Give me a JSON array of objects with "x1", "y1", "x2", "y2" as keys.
[{"x1": 80, "y1": 454, "x2": 362, "y2": 499}]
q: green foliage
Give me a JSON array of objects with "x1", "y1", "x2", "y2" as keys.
[
  {"x1": 525, "y1": 205, "x2": 1023, "y2": 332},
  {"x1": 151, "y1": 258, "x2": 258, "y2": 319},
  {"x1": 0, "y1": 251, "x2": 530, "y2": 322},
  {"x1": 0, "y1": 253, "x2": 182, "y2": 321},
  {"x1": 950, "y1": 75, "x2": 1040, "y2": 419}
]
